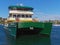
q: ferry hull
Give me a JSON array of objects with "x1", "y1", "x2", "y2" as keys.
[
  {"x1": 7, "y1": 22, "x2": 52, "y2": 38},
  {"x1": 4, "y1": 22, "x2": 52, "y2": 45}
]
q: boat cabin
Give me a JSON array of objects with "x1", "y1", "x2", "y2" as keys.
[{"x1": 7, "y1": 5, "x2": 38, "y2": 23}]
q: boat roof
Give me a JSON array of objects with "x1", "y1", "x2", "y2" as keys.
[{"x1": 9, "y1": 6, "x2": 33, "y2": 10}]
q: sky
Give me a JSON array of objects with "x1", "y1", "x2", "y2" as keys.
[{"x1": 0, "y1": 0, "x2": 60, "y2": 21}]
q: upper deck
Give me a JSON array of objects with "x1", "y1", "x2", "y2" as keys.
[{"x1": 9, "y1": 6, "x2": 33, "y2": 11}]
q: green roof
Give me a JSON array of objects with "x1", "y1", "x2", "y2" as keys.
[{"x1": 9, "y1": 6, "x2": 33, "y2": 9}]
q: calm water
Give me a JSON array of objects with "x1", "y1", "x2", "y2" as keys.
[
  {"x1": 0, "y1": 25, "x2": 8, "y2": 45},
  {"x1": 51, "y1": 26, "x2": 60, "y2": 45},
  {"x1": 0, "y1": 24, "x2": 60, "y2": 45}
]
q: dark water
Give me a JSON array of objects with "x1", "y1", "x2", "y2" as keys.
[{"x1": 0, "y1": 24, "x2": 60, "y2": 45}]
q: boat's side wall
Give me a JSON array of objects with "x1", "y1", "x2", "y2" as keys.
[
  {"x1": 7, "y1": 22, "x2": 52, "y2": 37},
  {"x1": 9, "y1": 27, "x2": 17, "y2": 37},
  {"x1": 18, "y1": 22, "x2": 52, "y2": 35},
  {"x1": 8, "y1": 23, "x2": 17, "y2": 37},
  {"x1": 40, "y1": 23, "x2": 52, "y2": 35},
  {"x1": 18, "y1": 22, "x2": 44, "y2": 28}
]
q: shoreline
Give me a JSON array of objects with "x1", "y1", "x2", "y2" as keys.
[{"x1": 53, "y1": 24, "x2": 60, "y2": 26}]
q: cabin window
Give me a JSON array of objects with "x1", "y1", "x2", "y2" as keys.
[
  {"x1": 9, "y1": 14, "x2": 12, "y2": 17},
  {"x1": 26, "y1": 15, "x2": 28, "y2": 18},
  {"x1": 29, "y1": 15, "x2": 32, "y2": 18},
  {"x1": 13, "y1": 15, "x2": 16, "y2": 18},
  {"x1": 17, "y1": 14, "x2": 20, "y2": 18},
  {"x1": 25, "y1": 15, "x2": 32, "y2": 18},
  {"x1": 22, "y1": 14, "x2": 25, "y2": 18}
]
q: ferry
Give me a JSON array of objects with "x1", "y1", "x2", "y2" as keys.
[{"x1": 5, "y1": 4, "x2": 52, "y2": 38}]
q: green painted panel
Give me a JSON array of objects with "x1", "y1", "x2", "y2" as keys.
[
  {"x1": 18, "y1": 22, "x2": 44, "y2": 28},
  {"x1": 18, "y1": 22, "x2": 52, "y2": 35},
  {"x1": 40, "y1": 23, "x2": 52, "y2": 35}
]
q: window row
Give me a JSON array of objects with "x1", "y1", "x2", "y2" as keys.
[{"x1": 9, "y1": 14, "x2": 32, "y2": 18}]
